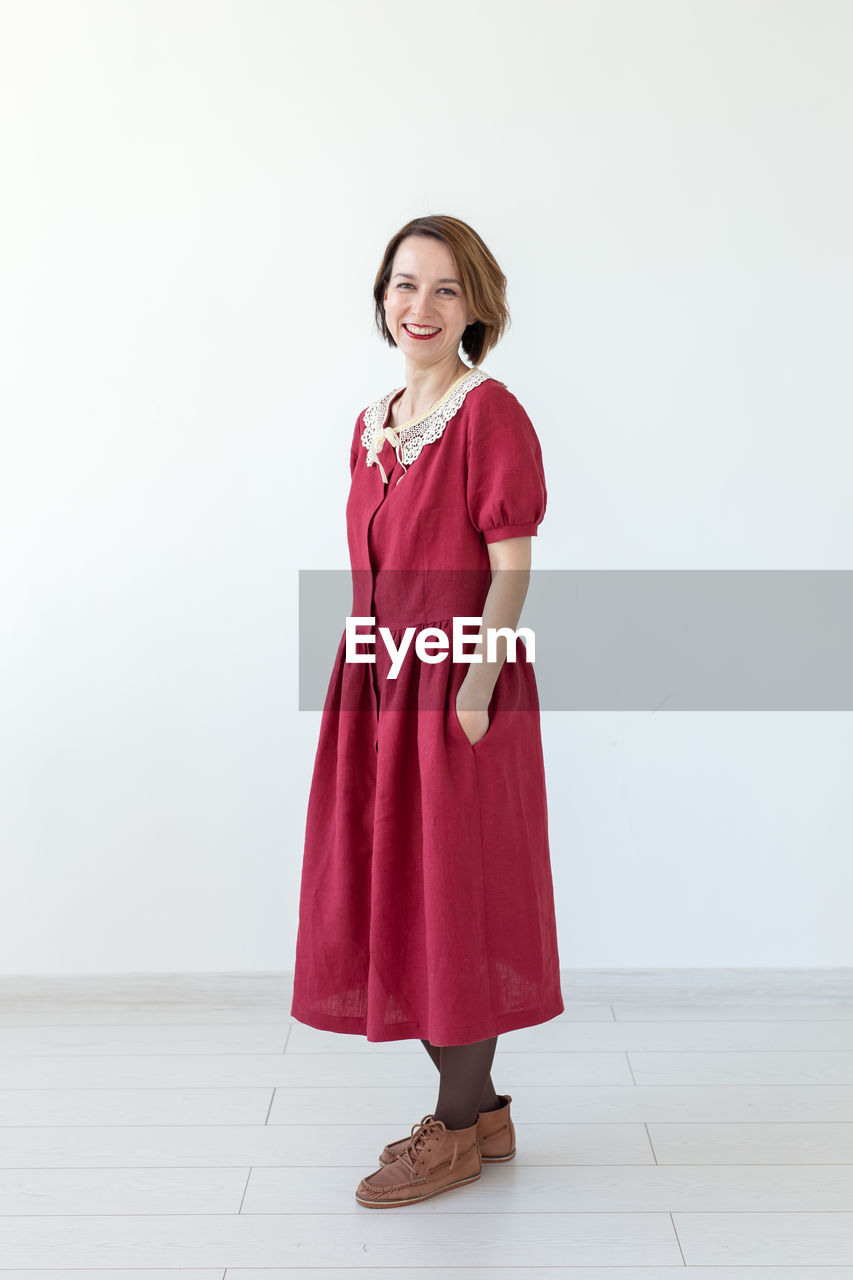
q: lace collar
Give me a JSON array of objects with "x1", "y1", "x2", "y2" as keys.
[{"x1": 361, "y1": 365, "x2": 491, "y2": 484}]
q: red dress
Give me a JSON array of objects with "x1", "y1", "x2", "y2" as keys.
[{"x1": 290, "y1": 366, "x2": 564, "y2": 1045}]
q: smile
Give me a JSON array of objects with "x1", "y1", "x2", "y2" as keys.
[{"x1": 403, "y1": 323, "x2": 441, "y2": 339}]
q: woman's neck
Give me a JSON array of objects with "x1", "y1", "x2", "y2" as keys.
[{"x1": 394, "y1": 360, "x2": 470, "y2": 425}]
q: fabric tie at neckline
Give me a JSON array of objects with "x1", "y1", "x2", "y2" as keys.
[{"x1": 369, "y1": 424, "x2": 408, "y2": 485}]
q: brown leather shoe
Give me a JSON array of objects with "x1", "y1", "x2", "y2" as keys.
[
  {"x1": 356, "y1": 1115, "x2": 481, "y2": 1207},
  {"x1": 378, "y1": 1094, "x2": 516, "y2": 1166}
]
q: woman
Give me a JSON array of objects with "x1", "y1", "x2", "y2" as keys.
[{"x1": 291, "y1": 215, "x2": 564, "y2": 1206}]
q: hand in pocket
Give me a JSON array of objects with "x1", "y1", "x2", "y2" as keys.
[{"x1": 454, "y1": 692, "x2": 491, "y2": 747}]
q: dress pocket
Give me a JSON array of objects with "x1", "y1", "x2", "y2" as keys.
[{"x1": 452, "y1": 697, "x2": 493, "y2": 750}]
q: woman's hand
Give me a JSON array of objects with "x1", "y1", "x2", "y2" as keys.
[{"x1": 455, "y1": 688, "x2": 490, "y2": 747}]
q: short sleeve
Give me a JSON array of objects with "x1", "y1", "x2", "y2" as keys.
[{"x1": 465, "y1": 388, "x2": 547, "y2": 543}]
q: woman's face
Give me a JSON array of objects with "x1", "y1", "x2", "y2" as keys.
[{"x1": 383, "y1": 235, "x2": 476, "y2": 367}]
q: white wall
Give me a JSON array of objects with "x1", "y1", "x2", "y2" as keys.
[{"x1": 1, "y1": 0, "x2": 850, "y2": 973}]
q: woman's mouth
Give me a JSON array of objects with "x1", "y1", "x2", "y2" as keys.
[{"x1": 403, "y1": 323, "x2": 441, "y2": 340}]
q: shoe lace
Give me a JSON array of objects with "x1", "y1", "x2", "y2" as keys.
[{"x1": 396, "y1": 1114, "x2": 458, "y2": 1176}]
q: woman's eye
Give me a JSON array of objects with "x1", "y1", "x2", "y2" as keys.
[{"x1": 395, "y1": 283, "x2": 456, "y2": 295}]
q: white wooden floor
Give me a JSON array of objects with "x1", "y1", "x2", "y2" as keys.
[{"x1": 0, "y1": 970, "x2": 852, "y2": 1278}]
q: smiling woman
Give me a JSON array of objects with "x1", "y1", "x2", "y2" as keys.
[
  {"x1": 376, "y1": 218, "x2": 509, "y2": 384},
  {"x1": 290, "y1": 214, "x2": 564, "y2": 1208}
]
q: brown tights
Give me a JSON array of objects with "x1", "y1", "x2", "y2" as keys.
[{"x1": 420, "y1": 1035, "x2": 501, "y2": 1131}]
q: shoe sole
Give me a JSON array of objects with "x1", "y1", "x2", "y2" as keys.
[
  {"x1": 355, "y1": 1170, "x2": 482, "y2": 1207},
  {"x1": 379, "y1": 1147, "x2": 515, "y2": 1165}
]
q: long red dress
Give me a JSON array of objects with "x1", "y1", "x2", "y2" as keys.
[{"x1": 290, "y1": 365, "x2": 564, "y2": 1045}]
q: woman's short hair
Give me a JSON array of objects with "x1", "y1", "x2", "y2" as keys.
[{"x1": 373, "y1": 215, "x2": 510, "y2": 366}]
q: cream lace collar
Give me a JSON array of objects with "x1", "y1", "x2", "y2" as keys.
[{"x1": 360, "y1": 365, "x2": 491, "y2": 484}]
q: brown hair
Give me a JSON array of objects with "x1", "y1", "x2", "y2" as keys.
[{"x1": 373, "y1": 215, "x2": 510, "y2": 366}]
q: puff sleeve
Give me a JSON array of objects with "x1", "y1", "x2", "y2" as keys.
[{"x1": 465, "y1": 388, "x2": 547, "y2": 543}]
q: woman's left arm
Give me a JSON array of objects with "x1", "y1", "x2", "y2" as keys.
[{"x1": 455, "y1": 536, "x2": 532, "y2": 743}]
